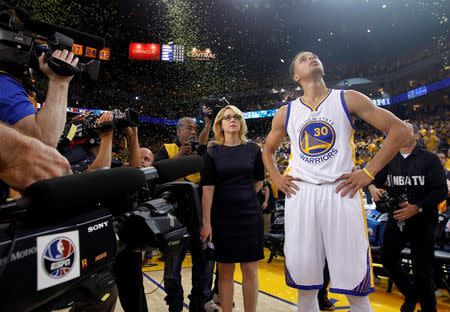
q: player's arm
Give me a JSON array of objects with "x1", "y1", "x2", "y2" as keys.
[
  {"x1": 262, "y1": 105, "x2": 299, "y2": 197},
  {"x1": 336, "y1": 90, "x2": 411, "y2": 197}
]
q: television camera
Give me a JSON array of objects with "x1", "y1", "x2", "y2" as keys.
[
  {"x1": 0, "y1": 7, "x2": 104, "y2": 81},
  {"x1": 198, "y1": 96, "x2": 230, "y2": 119},
  {"x1": 0, "y1": 156, "x2": 203, "y2": 311},
  {"x1": 59, "y1": 108, "x2": 141, "y2": 146},
  {"x1": 375, "y1": 192, "x2": 408, "y2": 214}
]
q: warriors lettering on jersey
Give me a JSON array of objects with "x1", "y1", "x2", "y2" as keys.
[{"x1": 297, "y1": 116, "x2": 339, "y2": 165}]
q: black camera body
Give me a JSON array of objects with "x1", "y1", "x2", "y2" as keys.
[
  {"x1": 198, "y1": 96, "x2": 230, "y2": 119},
  {"x1": 375, "y1": 192, "x2": 408, "y2": 214},
  {"x1": 188, "y1": 137, "x2": 200, "y2": 153},
  {"x1": 59, "y1": 108, "x2": 140, "y2": 146},
  {"x1": 0, "y1": 165, "x2": 202, "y2": 312},
  {"x1": 0, "y1": 8, "x2": 104, "y2": 80}
]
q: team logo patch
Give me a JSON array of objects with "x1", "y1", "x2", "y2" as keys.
[
  {"x1": 43, "y1": 237, "x2": 75, "y2": 279},
  {"x1": 299, "y1": 121, "x2": 335, "y2": 156}
]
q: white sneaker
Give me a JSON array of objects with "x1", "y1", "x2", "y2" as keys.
[{"x1": 204, "y1": 300, "x2": 220, "y2": 312}]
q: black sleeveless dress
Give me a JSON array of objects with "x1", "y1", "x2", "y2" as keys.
[{"x1": 201, "y1": 142, "x2": 265, "y2": 263}]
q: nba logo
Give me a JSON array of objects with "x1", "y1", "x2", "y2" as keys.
[
  {"x1": 43, "y1": 237, "x2": 75, "y2": 278},
  {"x1": 37, "y1": 230, "x2": 80, "y2": 290}
]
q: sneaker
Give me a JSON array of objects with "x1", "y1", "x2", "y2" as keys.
[
  {"x1": 318, "y1": 298, "x2": 335, "y2": 311},
  {"x1": 212, "y1": 293, "x2": 234, "y2": 308},
  {"x1": 204, "y1": 300, "x2": 220, "y2": 312}
]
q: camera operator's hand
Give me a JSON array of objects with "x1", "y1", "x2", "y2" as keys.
[
  {"x1": 174, "y1": 143, "x2": 192, "y2": 158},
  {"x1": 125, "y1": 127, "x2": 142, "y2": 168},
  {"x1": 38, "y1": 50, "x2": 79, "y2": 83},
  {"x1": 368, "y1": 184, "x2": 384, "y2": 202},
  {"x1": 273, "y1": 175, "x2": 300, "y2": 198},
  {"x1": 335, "y1": 170, "x2": 373, "y2": 198},
  {"x1": 202, "y1": 106, "x2": 213, "y2": 124},
  {"x1": 125, "y1": 127, "x2": 138, "y2": 140},
  {"x1": 200, "y1": 223, "x2": 212, "y2": 243},
  {"x1": 394, "y1": 202, "x2": 421, "y2": 221},
  {"x1": 96, "y1": 111, "x2": 114, "y2": 138},
  {"x1": 0, "y1": 132, "x2": 71, "y2": 192}
]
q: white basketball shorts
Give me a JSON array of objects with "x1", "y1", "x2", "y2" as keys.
[{"x1": 284, "y1": 181, "x2": 374, "y2": 296}]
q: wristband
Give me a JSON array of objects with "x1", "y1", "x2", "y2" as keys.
[{"x1": 362, "y1": 167, "x2": 375, "y2": 180}]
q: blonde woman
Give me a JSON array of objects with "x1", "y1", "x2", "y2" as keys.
[{"x1": 200, "y1": 105, "x2": 265, "y2": 312}]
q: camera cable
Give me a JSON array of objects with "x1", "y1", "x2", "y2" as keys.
[
  {"x1": 0, "y1": 220, "x2": 17, "y2": 279},
  {"x1": 144, "y1": 277, "x2": 164, "y2": 295}
]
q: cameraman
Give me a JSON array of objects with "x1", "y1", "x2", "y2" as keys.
[
  {"x1": 368, "y1": 121, "x2": 448, "y2": 312},
  {"x1": 155, "y1": 113, "x2": 217, "y2": 312},
  {"x1": 0, "y1": 49, "x2": 78, "y2": 148}
]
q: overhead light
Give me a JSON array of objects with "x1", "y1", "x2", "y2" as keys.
[
  {"x1": 382, "y1": 4, "x2": 387, "y2": 8},
  {"x1": 280, "y1": 59, "x2": 285, "y2": 63}
]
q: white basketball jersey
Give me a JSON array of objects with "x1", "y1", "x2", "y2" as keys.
[{"x1": 286, "y1": 89, "x2": 355, "y2": 184}]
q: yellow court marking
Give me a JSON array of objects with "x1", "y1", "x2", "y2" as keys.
[{"x1": 141, "y1": 249, "x2": 450, "y2": 311}]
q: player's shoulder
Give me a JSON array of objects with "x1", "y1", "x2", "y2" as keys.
[
  {"x1": 342, "y1": 89, "x2": 374, "y2": 114},
  {"x1": 342, "y1": 89, "x2": 364, "y2": 101}
]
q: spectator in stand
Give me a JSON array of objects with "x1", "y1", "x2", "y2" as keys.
[{"x1": 424, "y1": 129, "x2": 441, "y2": 153}]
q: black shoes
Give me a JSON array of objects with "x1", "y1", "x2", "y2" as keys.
[
  {"x1": 319, "y1": 297, "x2": 336, "y2": 311},
  {"x1": 400, "y1": 297, "x2": 418, "y2": 312}
]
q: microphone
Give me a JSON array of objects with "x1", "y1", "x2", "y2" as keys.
[
  {"x1": 22, "y1": 167, "x2": 146, "y2": 221},
  {"x1": 144, "y1": 155, "x2": 204, "y2": 184}
]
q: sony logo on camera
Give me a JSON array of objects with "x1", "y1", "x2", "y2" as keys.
[{"x1": 87, "y1": 221, "x2": 109, "y2": 233}]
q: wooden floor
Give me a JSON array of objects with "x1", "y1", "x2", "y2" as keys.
[{"x1": 110, "y1": 249, "x2": 450, "y2": 312}]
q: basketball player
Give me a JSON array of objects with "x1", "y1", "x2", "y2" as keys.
[{"x1": 262, "y1": 51, "x2": 411, "y2": 312}]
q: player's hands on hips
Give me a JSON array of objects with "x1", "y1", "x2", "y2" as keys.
[
  {"x1": 394, "y1": 202, "x2": 420, "y2": 221},
  {"x1": 274, "y1": 175, "x2": 300, "y2": 198},
  {"x1": 38, "y1": 49, "x2": 79, "y2": 83},
  {"x1": 335, "y1": 170, "x2": 372, "y2": 198},
  {"x1": 200, "y1": 223, "x2": 212, "y2": 243}
]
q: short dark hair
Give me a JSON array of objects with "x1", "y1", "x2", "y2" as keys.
[
  {"x1": 404, "y1": 120, "x2": 419, "y2": 134},
  {"x1": 176, "y1": 117, "x2": 195, "y2": 132},
  {"x1": 289, "y1": 51, "x2": 308, "y2": 77}
]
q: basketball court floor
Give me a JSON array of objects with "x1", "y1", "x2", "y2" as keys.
[{"x1": 111, "y1": 249, "x2": 450, "y2": 312}]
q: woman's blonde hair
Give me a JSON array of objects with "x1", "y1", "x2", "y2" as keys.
[{"x1": 213, "y1": 105, "x2": 248, "y2": 145}]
